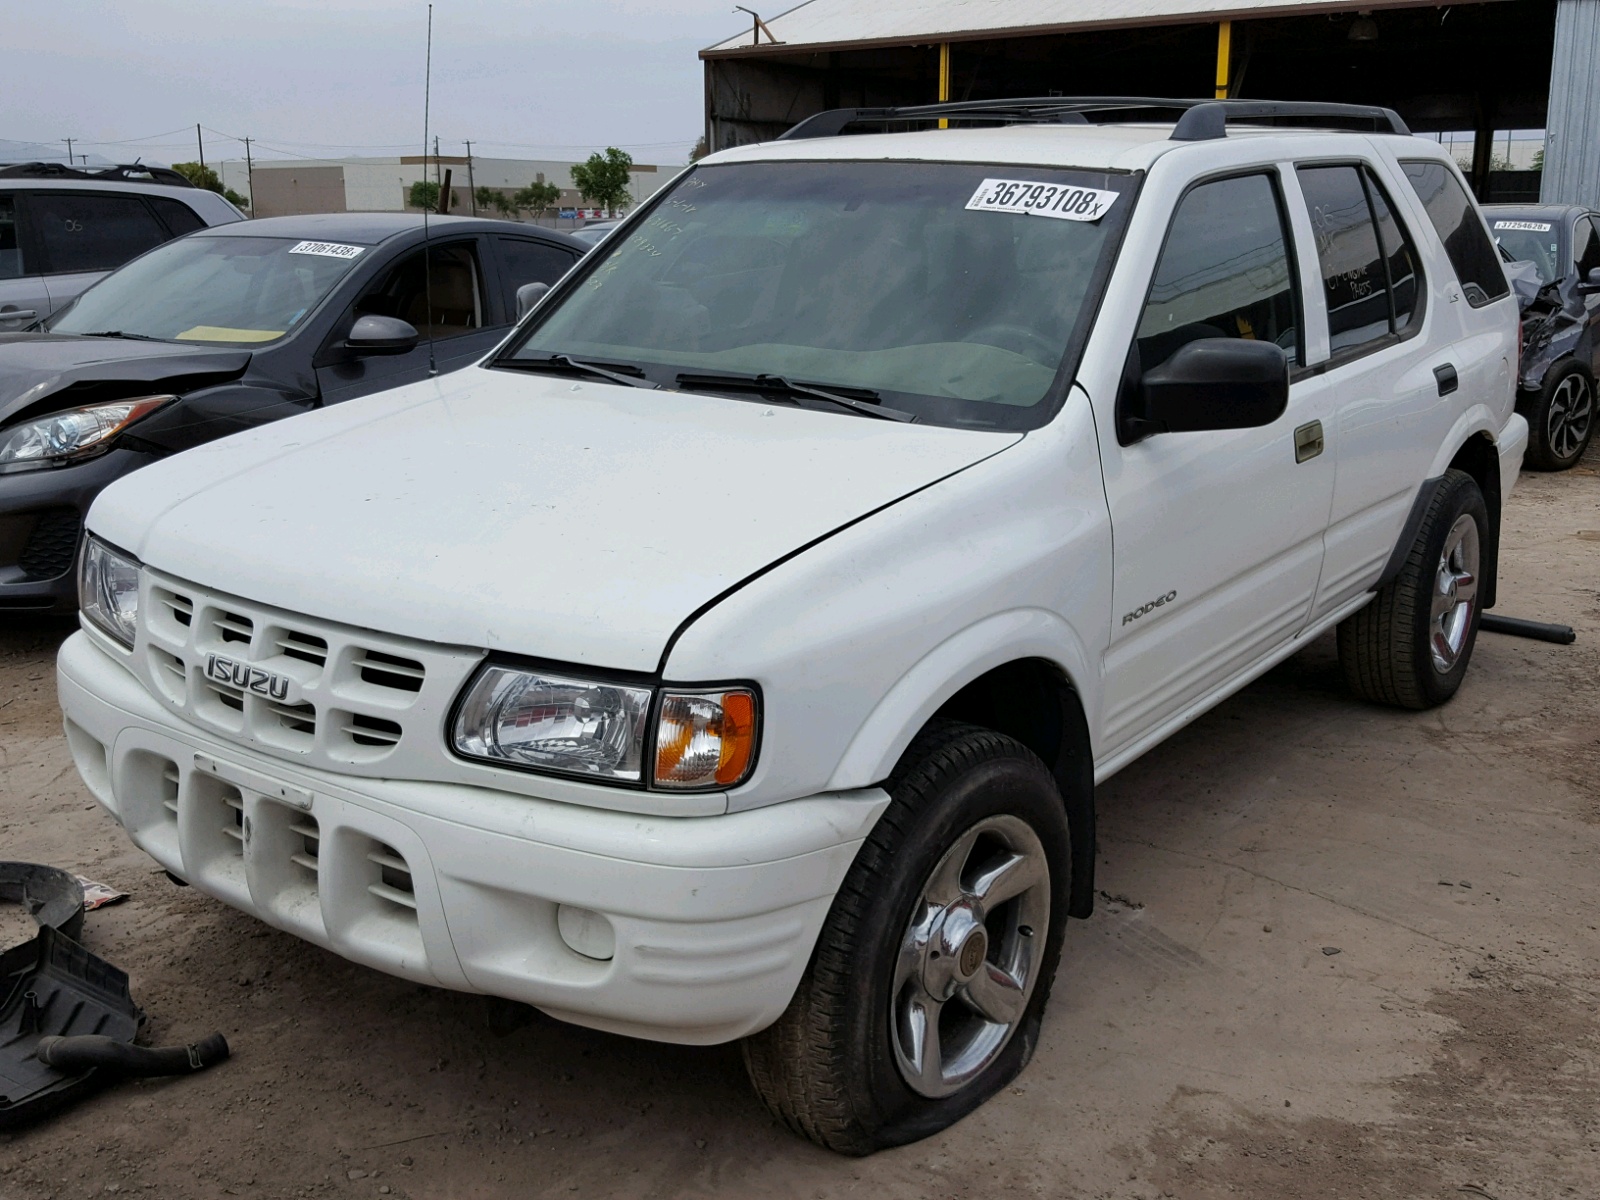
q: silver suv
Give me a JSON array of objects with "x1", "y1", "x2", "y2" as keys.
[{"x1": 0, "y1": 163, "x2": 243, "y2": 330}]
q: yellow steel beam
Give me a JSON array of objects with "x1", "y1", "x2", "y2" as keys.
[
  {"x1": 1215, "y1": 21, "x2": 1231, "y2": 100},
  {"x1": 939, "y1": 42, "x2": 951, "y2": 128}
]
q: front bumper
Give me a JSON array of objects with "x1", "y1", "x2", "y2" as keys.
[
  {"x1": 0, "y1": 449, "x2": 158, "y2": 612},
  {"x1": 58, "y1": 630, "x2": 887, "y2": 1044}
]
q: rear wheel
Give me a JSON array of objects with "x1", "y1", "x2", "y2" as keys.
[
  {"x1": 741, "y1": 722, "x2": 1070, "y2": 1155},
  {"x1": 1338, "y1": 469, "x2": 1487, "y2": 710},
  {"x1": 1524, "y1": 360, "x2": 1595, "y2": 471}
]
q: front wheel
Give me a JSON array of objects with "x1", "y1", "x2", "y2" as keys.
[
  {"x1": 741, "y1": 722, "x2": 1070, "y2": 1155},
  {"x1": 1524, "y1": 360, "x2": 1595, "y2": 470}
]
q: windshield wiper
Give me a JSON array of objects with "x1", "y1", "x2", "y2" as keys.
[
  {"x1": 80, "y1": 330, "x2": 166, "y2": 342},
  {"x1": 674, "y1": 371, "x2": 916, "y2": 423},
  {"x1": 504, "y1": 353, "x2": 659, "y2": 389}
]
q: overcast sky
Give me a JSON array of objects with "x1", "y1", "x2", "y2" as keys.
[{"x1": 9, "y1": 0, "x2": 746, "y2": 167}]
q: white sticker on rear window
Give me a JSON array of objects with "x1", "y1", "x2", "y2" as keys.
[
  {"x1": 965, "y1": 179, "x2": 1119, "y2": 222},
  {"x1": 1492, "y1": 220, "x2": 1553, "y2": 232},
  {"x1": 287, "y1": 240, "x2": 366, "y2": 259}
]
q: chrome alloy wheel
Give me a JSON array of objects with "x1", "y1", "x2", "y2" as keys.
[
  {"x1": 1548, "y1": 372, "x2": 1595, "y2": 462},
  {"x1": 1429, "y1": 513, "x2": 1481, "y2": 673},
  {"x1": 890, "y1": 814, "x2": 1051, "y2": 1099}
]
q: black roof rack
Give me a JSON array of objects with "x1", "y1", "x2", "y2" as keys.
[
  {"x1": 779, "y1": 97, "x2": 1411, "y2": 142},
  {"x1": 0, "y1": 161, "x2": 197, "y2": 188}
]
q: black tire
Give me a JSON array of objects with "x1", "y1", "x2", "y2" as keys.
[
  {"x1": 1522, "y1": 360, "x2": 1596, "y2": 471},
  {"x1": 1337, "y1": 468, "x2": 1488, "y2": 710},
  {"x1": 741, "y1": 721, "x2": 1071, "y2": 1155}
]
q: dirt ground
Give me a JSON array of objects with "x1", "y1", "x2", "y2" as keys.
[{"x1": 2, "y1": 464, "x2": 1597, "y2": 1200}]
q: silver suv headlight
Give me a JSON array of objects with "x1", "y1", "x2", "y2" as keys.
[
  {"x1": 451, "y1": 664, "x2": 759, "y2": 790},
  {"x1": 0, "y1": 396, "x2": 174, "y2": 473},
  {"x1": 79, "y1": 536, "x2": 141, "y2": 648}
]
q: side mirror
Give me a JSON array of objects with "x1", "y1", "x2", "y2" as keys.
[
  {"x1": 1119, "y1": 338, "x2": 1289, "y2": 444},
  {"x1": 1577, "y1": 266, "x2": 1600, "y2": 294},
  {"x1": 516, "y1": 281, "x2": 550, "y2": 320},
  {"x1": 345, "y1": 314, "x2": 419, "y2": 355}
]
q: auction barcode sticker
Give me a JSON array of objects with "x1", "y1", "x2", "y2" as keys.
[
  {"x1": 1492, "y1": 220, "x2": 1552, "y2": 232},
  {"x1": 287, "y1": 240, "x2": 367, "y2": 259},
  {"x1": 965, "y1": 179, "x2": 1119, "y2": 222}
]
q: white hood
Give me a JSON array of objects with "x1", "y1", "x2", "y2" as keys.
[{"x1": 90, "y1": 366, "x2": 1019, "y2": 671}]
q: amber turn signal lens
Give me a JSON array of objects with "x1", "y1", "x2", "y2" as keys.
[{"x1": 652, "y1": 688, "x2": 758, "y2": 790}]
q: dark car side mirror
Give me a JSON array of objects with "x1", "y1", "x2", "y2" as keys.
[
  {"x1": 1578, "y1": 266, "x2": 1600, "y2": 294},
  {"x1": 515, "y1": 282, "x2": 550, "y2": 320},
  {"x1": 1118, "y1": 338, "x2": 1289, "y2": 445},
  {"x1": 345, "y1": 314, "x2": 419, "y2": 355}
]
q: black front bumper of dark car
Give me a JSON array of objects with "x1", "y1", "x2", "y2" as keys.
[{"x1": 0, "y1": 449, "x2": 160, "y2": 612}]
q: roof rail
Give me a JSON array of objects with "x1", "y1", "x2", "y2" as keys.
[
  {"x1": 779, "y1": 96, "x2": 1411, "y2": 142},
  {"x1": 0, "y1": 161, "x2": 198, "y2": 188}
]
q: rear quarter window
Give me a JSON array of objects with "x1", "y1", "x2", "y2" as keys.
[{"x1": 1399, "y1": 161, "x2": 1510, "y2": 307}]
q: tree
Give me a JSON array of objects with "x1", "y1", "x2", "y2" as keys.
[
  {"x1": 513, "y1": 181, "x2": 562, "y2": 219},
  {"x1": 172, "y1": 161, "x2": 250, "y2": 213},
  {"x1": 571, "y1": 148, "x2": 634, "y2": 217},
  {"x1": 689, "y1": 136, "x2": 709, "y2": 163},
  {"x1": 474, "y1": 185, "x2": 501, "y2": 213},
  {"x1": 407, "y1": 180, "x2": 440, "y2": 211}
]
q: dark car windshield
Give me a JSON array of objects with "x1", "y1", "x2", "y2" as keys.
[
  {"x1": 1487, "y1": 213, "x2": 1564, "y2": 284},
  {"x1": 501, "y1": 161, "x2": 1135, "y2": 429},
  {"x1": 49, "y1": 235, "x2": 367, "y2": 344}
]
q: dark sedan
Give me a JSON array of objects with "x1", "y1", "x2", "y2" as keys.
[
  {"x1": 0, "y1": 213, "x2": 584, "y2": 610},
  {"x1": 1484, "y1": 203, "x2": 1600, "y2": 470}
]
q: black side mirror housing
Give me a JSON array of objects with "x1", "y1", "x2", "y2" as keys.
[
  {"x1": 1577, "y1": 266, "x2": 1600, "y2": 294},
  {"x1": 345, "y1": 314, "x2": 419, "y2": 355},
  {"x1": 515, "y1": 281, "x2": 550, "y2": 320},
  {"x1": 1118, "y1": 338, "x2": 1289, "y2": 445}
]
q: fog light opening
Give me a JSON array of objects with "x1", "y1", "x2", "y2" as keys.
[{"x1": 557, "y1": 905, "x2": 616, "y2": 961}]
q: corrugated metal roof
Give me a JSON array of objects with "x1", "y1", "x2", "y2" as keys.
[{"x1": 703, "y1": 0, "x2": 1502, "y2": 56}]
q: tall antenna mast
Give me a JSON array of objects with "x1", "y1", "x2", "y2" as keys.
[{"x1": 421, "y1": 3, "x2": 437, "y2": 376}]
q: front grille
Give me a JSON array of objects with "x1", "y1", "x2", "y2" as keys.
[
  {"x1": 138, "y1": 571, "x2": 467, "y2": 775},
  {"x1": 18, "y1": 509, "x2": 81, "y2": 580}
]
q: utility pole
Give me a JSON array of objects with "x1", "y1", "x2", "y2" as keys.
[
  {"x1": 243, "y1": 137, "x2": 254, "y2": 212},
  {"x1": 63, "y1": 138, "x2": 75, "y2": 166},
  {"x1": 434, "y1": 136, "x2": 441, "y2": 188},
  {"x1": 196, "y1": 124, "x2": 205, "y2": 170},
  {"x1": 464, "y1": 140, "x2": 477, "y2": 215}
]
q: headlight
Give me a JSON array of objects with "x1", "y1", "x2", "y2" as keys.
[
  {"x1": 653, "y1": 689, "x2": 758, "y2": 790},
  {"x1": 451, "y1": 666, "x2": 760, "y2": 790},
  {"x1": 452, "y1": 666, "x2": 653, "y2": 783},
  {"x1": 78, "y1": 536, "x2": 141, "y2": 648},
  {"x1": 0, "y1": 396, "x2": 174, "y2": 472}
]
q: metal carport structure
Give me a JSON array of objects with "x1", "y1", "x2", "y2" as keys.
[{"x1": 701, "y1": 0, "x2": 1600, "y2": 206}]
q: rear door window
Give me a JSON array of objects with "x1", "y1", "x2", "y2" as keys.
[
  {"x1": 27, "y1": 191, "x2": 169, "y2": 275},
  {"x1": 1574, "y1": 216, "x2": 1600, "y2": 280},
  {"x1": 1136, "y1": 171, "x2": 1300, "y2": 372},
  {"x1": 1399, "y1": 161, "x2": 1510, "y2": 306},
  {"x1": 1364, "y1": 169, "x2": 1422, "y2": 331},
  {"x1": 1297, "y1": 165, "x2": 1397, "y2": 355},
  {"x1": 0, "y1": 193, "x2": 25, "y2": 280}
]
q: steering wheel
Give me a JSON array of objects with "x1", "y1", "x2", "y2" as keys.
[{"x1": 966, "y1": 323, "x2": 1059, "y2": 363}]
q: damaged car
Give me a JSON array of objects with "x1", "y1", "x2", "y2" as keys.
[
  {"x1": 0, "y1": 212, "x2": 586, "y2": 611},
  {"x1": 1483, "y1": 204, "x2": 1600, "y2": 469}
]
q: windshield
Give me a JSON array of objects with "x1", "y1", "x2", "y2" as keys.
[
  {"x1": 502, "y1": 161, "x2": 1135, "y2": 429},
  {"x1": 1488, "y1": 215, "x2": 1563, "y2": 285},
  {"x1": 49, "y1": 235, "x2": 366, "y2": 344}
]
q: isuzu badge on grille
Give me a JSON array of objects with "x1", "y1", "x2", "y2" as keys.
[{"x1": 204, "y1": 653, "x2": 298, "y2": 703}]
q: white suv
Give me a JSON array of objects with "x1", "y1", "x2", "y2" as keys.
[{"x1": 57, "y1": 99, "x2": 1525, "y2": 1154}]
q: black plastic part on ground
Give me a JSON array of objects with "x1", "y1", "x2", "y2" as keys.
[
  {"x1": 1480, "y1": 613, "x2": 1578, "y2": 644},
  {"x1": 0, "y1": 926, "x2": 140, "y2": 1129},
  {"x1": 0, "y1": 861, "x2": 86, "y2": 942}
]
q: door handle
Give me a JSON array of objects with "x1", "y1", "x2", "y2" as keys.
[
  {"x1": 1294, "y1": 420, "x2": 1324, "y2": 463},
  {"x1": 1433, "y1": 364, "x2": 1459, "y2": 396},
  {"x1": 0, "y1": 309, "x2": 37, "y2": 322}
]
